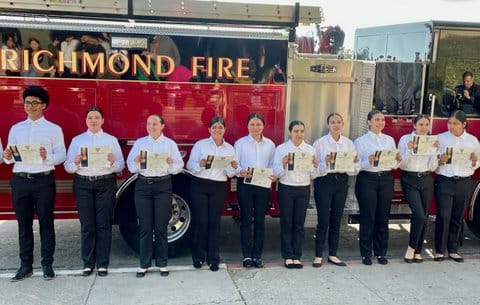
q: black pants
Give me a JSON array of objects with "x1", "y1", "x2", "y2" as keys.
[
  {"x1": 73, "y1": 175, "x2": 116, "y2": 269},
  {"x1": 434, "y1": 175, "x2": 471, "y2": 254},
  {"x1": 191, "y1": 177, "x2": 226, "y2": 265},
  {"x1": 401, "y1": 172, "x2": 434, "y2": 253},
  {"x1": 355, "y1": 171, "x2": 393, "y2": 258},
  {"x1": 134, "y1": 177, "x2": 172, "y2": 268},
  {"x1": 278, "y1": 183, "x2": 310, "y2": 260},
  {"x1": 313, "y1": 173, "x2": 348, "y2": 257},
  {"x1": 237, "y1": 180, "x2": 270, "y2": 259},
  {"x1": 10, "y1": 173, "x2": 56, "y2": 268}
]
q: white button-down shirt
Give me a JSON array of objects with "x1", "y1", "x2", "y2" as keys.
[
  {"x1": 313, "y1": 133, "x2": 359, "y2": 177},
  {"x1": 5, "y1": 116, "x2": 66, "y2": 173},
  {"x1": 273, "y1": 139, "x2": 317, "y2": 186},
  {"x1": 186, "y1": 136, "x2": 236, "y2": 182},
  {"x1": 127, "y1": 134, "x2": 184, "y2": 177},
  {"x1": 0, "y1": 138, "x2": 3, "y2": 164},
  {"x1": 65, "y1": 129, "x2": 125, "y2": 176},
  {"x1": 436, "y1": 130, "x2": 480, "y2": 177},
  {"x1": 398, "y1": 132, "x2": 438, "y2": 173},
  {"x1": 234, "y1": 134, "x2": 275, "y2": 175},
  {"x1": 354, "y1": 130, "x2": 398, "y2": 172}
]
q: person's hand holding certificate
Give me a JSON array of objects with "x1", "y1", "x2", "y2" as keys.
[
  {"x1": 80, "y1": 146, "x2": 111, "y2": 168},
  {"x1": 139, "y1": 150, "x2": 169, "y2": 171},
  {"x1": 412, "y1": 135, "x2": 438, "y2": 155},
  {"x1": 244, "y1": 167, "x2": 274, "y2": 189},
  {"x1": 445, "y1": 147, "x2": 473, "y2": 166},
  {"x1": 287, "y1": 151, "x2": 313, "y2": 171},
  {"x1": 205, "y1": 155, "x2": 234, "y2": 170},
  {"x1": 373, "y1": 149, "x2": 398, "y2": 168},
  {"x1": 328, "y1": 151, "x2": 356, "y2": 172},
  {"x1": 9, "y1": 144, "x2": 42, "y2": 164}
]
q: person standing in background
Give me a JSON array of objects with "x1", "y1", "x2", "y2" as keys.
[{"x1": 3, "y1": 86, "x2": 66, "y2": 281}]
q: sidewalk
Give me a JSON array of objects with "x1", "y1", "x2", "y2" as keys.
[{"x1": 1, "y1": 259, "x2": 480, "y2": 305}]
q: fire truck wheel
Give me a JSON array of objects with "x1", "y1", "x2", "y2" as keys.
[
  {"x1": 466, "y1": 181, "x2": 480, "y2": 238},
  {"x1": 114, "y1": 173, "x2": 193, "y2": 257}
]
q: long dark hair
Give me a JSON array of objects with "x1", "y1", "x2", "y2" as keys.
[{"x1": 449, "y1": 110, "x2": 468, "y2": 128}]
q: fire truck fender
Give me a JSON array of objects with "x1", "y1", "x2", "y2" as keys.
[
  {"x1": 466, "y1": 180, "x2": 480, "y2": 238},
  {"x1": 113, "y1": 173, "x2": 193, "y2": 257}
]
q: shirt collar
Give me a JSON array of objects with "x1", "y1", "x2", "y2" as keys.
[
  {"x1": 26, "y1": 116, "x2": 45, "y2": 125},
  {"x1": 148, "y1": 133, "x2": 165, "y2": 143},
  {"x1": 288, "y1": 139, "x2": 306, "y2": 149},
  {"x1": 327, "y1": 133, "x2": 344, "y2": 144},
  {"x1": 449, "y1": 131, "x2": 467, "y2": 139},
  {"x1": 367, "y1": 130, "x2": 383, "y2": 140},
  {"x1": 87, "y1": 129, "x2": 104, "y2": 137},
  {"x1": 247, "y1": 134, "x2": 264, "y2": 143},
  {"x1": 208, "y1": 136, "x2": 225, "y2": 147}
]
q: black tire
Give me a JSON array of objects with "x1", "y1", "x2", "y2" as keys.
[
  {"x1": 466, "y1": 181, "x2": 480, "y2": 238},
  {"x1": 114, "y1": 173, "x2": 193, "y2": 257}
]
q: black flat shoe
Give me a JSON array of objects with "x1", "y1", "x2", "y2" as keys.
[
  {"x1": 243, "y1": 258, "x2": 254, "y2": 268},
  {"x1": 136, "y1": 268, "x2": 147, "y2": 278},
  {"x1": 362, "y1": 257, "x2": 372, "y2": 266},
  {"x1": 434, "y1": 255, "x2": 445, "y2": 262},
  {"x1": 284, "y1": 260, "x2": 294, "y2": 269},
  {"x1": 97, "y1": 269, "x2": 108, "y2": 277},
  {"x1": 312, "y1": 261, "x2": 322, "y2": 268},
  {"x1": 10, "y1": 266, "x2": 33, "y2": 282},
  {"x1": 193, "y1": 261, "x2": 203, "y2": 269},
  {"x1": 448, "y1": 255, "x2": 464, "y2": 263},
  {"x1": 82, "y1": 268, "x2": 93, "y2": 276},
  {"x1": 413, "y1": 258, "x2": 423, "y2": 263},
  {"x1": 42, "y1": 265, "x2": 55, "y2": 280},
  {"x1": 404, "y1": 257, "x2": 414, "y2": 264},
  {"x1": 159, "y1": 268, "x2": 169, "y2": 277},
  {"x1": 209, "y1": 264, "x2": 219, "y2": 272},
  {"x1": 253, "y1": 259, "x2": 264, "y2": 268},
  {"x1": 377, "y1": 256, "x2": 388, "y2": 265},
  {"x1": 292, "y1": 260, "x2": 303, "y2": 269},
  {"x1": 328, "y1": 258, "x2": 347, "y2": 267}
]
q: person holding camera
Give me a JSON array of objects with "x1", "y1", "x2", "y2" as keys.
[{"x1": 450, "y1": 71, "x2": 480, "y2": 114}]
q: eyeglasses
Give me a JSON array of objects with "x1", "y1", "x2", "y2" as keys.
[{"x1": 24, "y1": 100, "x2": 43, "y2": 107}]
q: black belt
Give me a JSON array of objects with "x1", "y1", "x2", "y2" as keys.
[
  {"x1": 403, "y1": 171, "x2": 431, "y2": 177},
  {"x1": 15, "y1": 171, "x2": 52, "y2": 179},
  {"x1": 138, "y1": 174, "x2": 171, "y2": 184},
  {"x1": 438, "y1": 175, "x2": 470, "y2": 181},
  {"x1": 75, "y1": 173, "x2": 115, "y2": 181},
  {"x1": 362, "y1": 171, "x2": 391, "y2": 176}
]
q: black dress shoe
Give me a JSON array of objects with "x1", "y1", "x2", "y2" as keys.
[
  {"x1": 413, "y1": 258, "x2": 423, "y2": 263},
  {"x1": 42, "y1": 265, "x2": 55, "y2": 280},
  {"x1": 327, "y1": 258, "x2": 347, "y2": 267},
  {"x1": 253, "y1": 259, "x2": 264, "y2": 268},
  {"x1": 362, "y1": 257, "x2": 372, "y2": 266},
  {"x1": 193, "y1": 261, "x2": 203, "y2": 269},
  {"x1": 448, "y1": 255, "x2": 464, "y2": 263},
  {"x1": 312, "y1": 261, "x2": 322, "y2": 268},
  {"x1": 97, "y1": 269, "x2": 108, "y2": 277},
  {"x1": 243, "y1": 258, "x2": 254, "y2": 268},
  {"x1": 377, "y1": 256, "x2": 388, "y2": 265},
  {"x1": 159, "y1": 268, "x2": 169, "y2": 277},
  {"x1": 82, "y1": 268, "x2": 93, "y2": 276},
  {"x1": 292, "y1": 261, "x2": 303, "y2": 269},
  {"x1": 209, "y1": 264, "x2": 219, "y2": 272},
  {"x1": 10, "y1": 266, "x2": 33, "y2": 282},
  {"x1": 434, "y1": 256, "x2": 445, "y2": 262},
  {"x1": 136, "y1": 269, "x2": 148, "y2": 278},
  {"x1": 284, "y1": 260, "x2": 294, "y2": 269},
  {"x1": 404, "y1": 257, "x2": 414, "y2": 264}
]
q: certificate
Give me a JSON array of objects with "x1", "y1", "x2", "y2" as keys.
[
  {"x1": 412, "y1": 135, "x2": 437, "y2": 155},
  {"x1": 373, "y1": 149, "x2": 398, "y2": 169},
  {"x1": 329, "y1": 151, "x2": 356, "y2": 172},
  {"x1": 287, "y1": 151, "x2": 313, "y2": 171},
  {"x1": 9, "y1": 143, "x2": 42, "y2": 164},
  {"x1": 139, "y1": 150, "x2": 169, "y2": 171},
  {"x1": 445, "y1": 147, "x2": 473, "y2": 167},
  {"x1": 205, "y1": 155, "x2": 234, "y2": 170},
  {"x1": 244, "y1": 167, "x2": 273, "y2": 189},
  {"x1": 80, "y1": 146, "x2": 111, "y2": 168}
]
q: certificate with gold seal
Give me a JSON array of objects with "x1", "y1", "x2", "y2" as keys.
[
  {"x1": 412, "y1": 135, "x2": 437, "y2": 155},
  {"x1": 445, "y1": 147, "x2": 473, "y2": 167},
  {"x1": 139, "y1": 150, "x2": 169, "y2": 171},
  {"x1": 9, "y1": 143, "x2": 42, "y2": 164},
  {"x1": 205, "y1": 155, "x2": 234, "y2": 170},
  {"x1": 328, "y1": 151, "x2": 356, "y2": 172},
  {"x1": 373, "y1": 149, "x2": 398, "y2": 169},
  {"x1": 287, "y1": 151, "x2": 313, "y2": 171},
  {"x1": 244, "y1": 167, "x2": 273, "y2": 189},
  {"x1": 80, "y1": 146, "x2": 111, "y2": 168}
]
